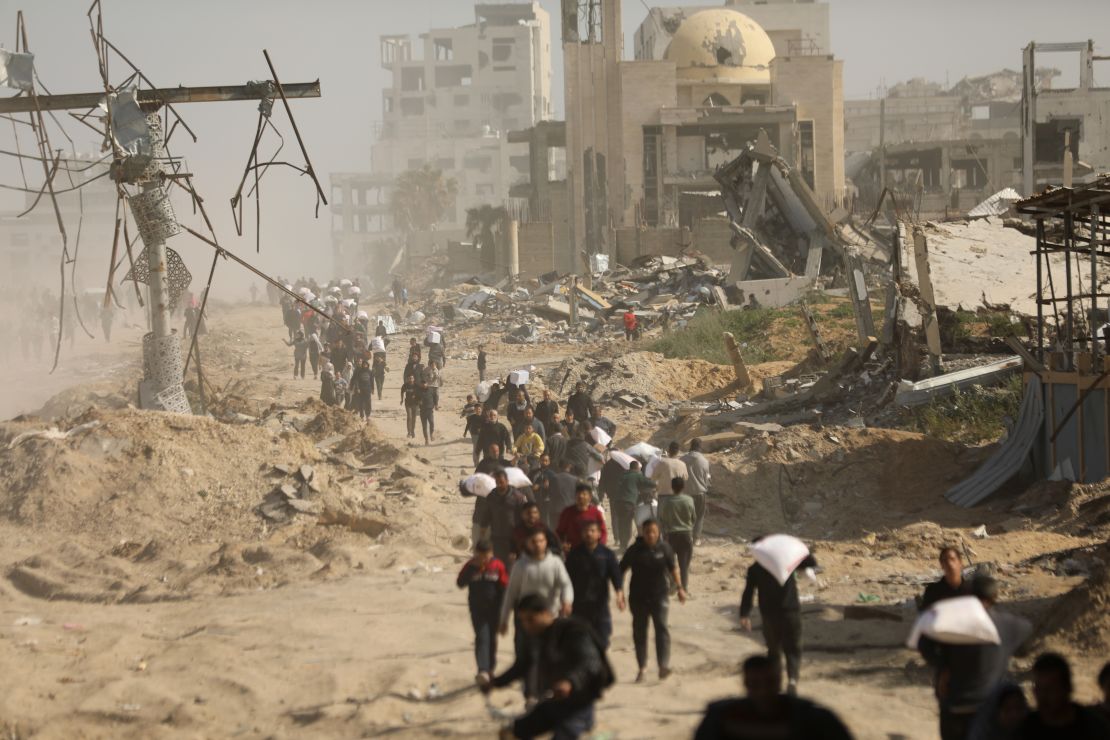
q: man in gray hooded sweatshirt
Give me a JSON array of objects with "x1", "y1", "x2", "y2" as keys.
[{"x1": 500, "y1": 529, "x2": 574, "y2": 701}]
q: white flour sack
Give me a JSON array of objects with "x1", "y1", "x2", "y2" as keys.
[
  {"x1": 906, "y1": 595, "x2": 1001, "y2": 648},
  {"x1": 502, "y1": 467, "x2": 533, "y2": 489},
  {"x1": 750, "y1": 534, "x2": 810, "y2": 586}
]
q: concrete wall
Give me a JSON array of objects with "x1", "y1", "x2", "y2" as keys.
[
  {"x1": 844, "y1": 96, "x2": 964, "y2": 154},
  {"x1": 1037, "y1": 88, "x2": 1110, "y2": 177},
  {"x1": 619, "y1": 61, "x2": 678, "y2": 227},
  {"x1": 771, "y1": 55, "x2": 846, "y2": 206},
  {"x1": 518, "y1": 222, "x2": 555, "y2": 277},
  {"x1": 548, "y1": 181, "x2": 572, "y2": 272},
  {"x1": 563, "y1": 0, "x2": 624, "y2": 266},
  {"x1": 736, "y1": 276, "x2": 813, "y2": 307},
  {"x1": 614, "y1": 226, "x2": 688, "y2": 265},
  {"x1": 692, "y1": 216, "x2": 734, "y2": 265}
]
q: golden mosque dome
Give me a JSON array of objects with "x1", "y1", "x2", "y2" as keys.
[{"x1": 664, "y1": 8, "x2": 775, "y2": 84}]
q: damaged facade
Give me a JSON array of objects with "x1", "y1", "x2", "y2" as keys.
[
  {"x1": 846, "y1": 40, "x2": 1110, "y2": 219},
  {"x1": 331, "y1": 2, "x2": 553, "y2": 278},
  {"x1": 510, "y1": 0, "x2": 845, "y2": 276}
]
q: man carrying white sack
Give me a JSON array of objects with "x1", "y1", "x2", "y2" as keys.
[
  {"x1": 913, "y1": 575, "x2": 1031, "y2": 740},
  {"x1": 738, "y1": 534, "x2": 817, "y2": 696}
]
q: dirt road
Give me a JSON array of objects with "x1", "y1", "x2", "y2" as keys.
[{"x1": 0, "y1": 303, "x2": 1101, "y2": 739}]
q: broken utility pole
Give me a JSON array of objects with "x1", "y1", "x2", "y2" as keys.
[{"x1": 0, "y1": 76, "x2": 321, "y2": 413}]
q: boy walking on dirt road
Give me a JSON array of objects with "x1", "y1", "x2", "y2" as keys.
[{"x1": 457, "y1": 541, "x2": 508, "y2": 684}]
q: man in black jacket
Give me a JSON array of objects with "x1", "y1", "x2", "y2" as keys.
[
  {"x1": 352, "y1": 359, "x2": 374, "y2": 420},
  {"x1": 534, "y1": 389, "x2": 560, "y2": 435},
  {"x1": 565, "y1": 520, "x2": 625, "y2": 648},
  {"x1": 476, "y1": 409, "x2": 513, "y2": 462},
  {"x1": 739, "y1": 538, "x2": 818, "y2": 695},
  {"x1": 565, "y1": 382, "x2": 596, "y2": 428},
  {"x1": 482, "y1": 594, "x2": 613, "y2": 740},
  {"x1": 925, "y1": 576, "x2": 1032, "y2": 740},
  {"x1": 920, "y1": 546, "x2": 973, "y2": 611},
  {"x1": 694, "y1": 654, "x2": 854, "y2": 740},
  {"x1": 477, "y1": 470, "x2": 534, "y2": 563},
  {"x1": 620, "y1": 519, "x2": 686, "y2": 682}
]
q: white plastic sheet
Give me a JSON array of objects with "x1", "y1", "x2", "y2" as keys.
[
  {"x1": 906, "y1": 595, "x2": 1001, "y2": 648},
  {"x1": 0, "y1": 49, "x2": 34, "y2": 91},
  {"x1": 462, "y1": 473, "x2": 497, "y2": 498},
  {"x1": 107, "y1": 88, "x2": 152, "y2": 155},
  {"x1": 502, "y1": 467, "x2": 532, "y2": 489},
  {"x1": 750, "y1": 534, "x2": 810, "y2": 586}
]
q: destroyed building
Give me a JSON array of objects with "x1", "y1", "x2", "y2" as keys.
[
  {"x1": 330, "y1": 2, "x2": 553, "y2": 278},
  {"x1": 510, "y1": 0, "x2": 846, "y2": 276},
  {"x1": 846, "y1": 40, "x2": 1110, "y2": 219}
]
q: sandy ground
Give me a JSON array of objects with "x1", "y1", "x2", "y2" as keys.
[{"x1": 0, "y1": 302, "x2": 1105, "y2": 740}]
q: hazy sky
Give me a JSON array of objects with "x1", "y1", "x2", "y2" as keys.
[{"x1": 1, "y1": 0, "x2": 1108, "y2": 296}]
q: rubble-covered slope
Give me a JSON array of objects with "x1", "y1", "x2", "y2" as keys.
[{"x1": 0, "y1": 405, "x2": 446, "y2": 603}]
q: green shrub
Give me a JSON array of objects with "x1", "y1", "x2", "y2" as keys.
[
  {"x1": 650, "y1": 308, "x2": 779, "y2": 364},
  {"x1": 908, "y1": 374, "x2": 1024, "y2": 444}
]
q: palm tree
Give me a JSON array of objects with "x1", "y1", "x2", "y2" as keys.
[
  {"x1": 390, "y1": 165, "x2": 459, "y2": 234},
  {"x1": 465, "y1": 204, "x2": 509, "y2": 271}
]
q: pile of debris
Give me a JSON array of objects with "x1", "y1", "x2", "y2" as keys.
[
  {"x1": 258, "y1": 464, "x2": 323, "y2": 522},
  {"x1": 547, "y1": 352, "x2": 736, "y2": 409},
  {"x1": 414, "y1": 254, "x2": 733, "y2": 346}
]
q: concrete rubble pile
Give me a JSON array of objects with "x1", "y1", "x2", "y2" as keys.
[{"x1": 397, "y1": 254, "x2": 736, "y2": 346}]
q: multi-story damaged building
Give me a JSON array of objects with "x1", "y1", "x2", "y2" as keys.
[
  {"x1": 512, "y1": 0, "x2": 845, "y2": 274},
  {"x1": 331, "y1": 2, "x2": 552, "y2": 278},
  {"x1": 846, "y1": 40, "x2": 1110, "y2": 218}
]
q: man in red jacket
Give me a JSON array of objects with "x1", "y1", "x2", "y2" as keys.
[
  {"x1": 557, "y1": 483, "x2": 608, "y2": 554},
  {"x1": 623, "y1": 310, "x2": 638, "y2": 341}
]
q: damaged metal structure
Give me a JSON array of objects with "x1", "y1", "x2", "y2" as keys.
[
  {"x1": 946, "y1": 175, "x2": 1110, "y2": 506},
  {"x1": 0, "y1": 4, "x2": 325, "y2": 414},
  {"x1": 714, "y1": 130, "x2": 875, "y2": 344}
]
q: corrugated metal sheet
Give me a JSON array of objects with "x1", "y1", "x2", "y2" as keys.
[{"x1": 945, "y1": 376, "x2": 1043, "y2": 507}]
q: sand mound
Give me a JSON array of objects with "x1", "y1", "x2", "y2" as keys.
[
  {"x1": 0, "y1": 408, "x2": 322, "y2": 543},
  {"x1": 707, "y1": 426, "x2": 992, "y2": 541},
  {"x1": 0, "y1": 407, "x2": 424, "y2": 602},
  {"x1": 1034, "y1": 542, "x2": 1110, "y2": 653},
  {"x1": 548, "y1": 351, "x2": 735, "y2": 404}
]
